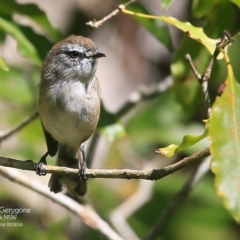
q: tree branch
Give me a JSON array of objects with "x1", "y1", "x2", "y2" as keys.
[
  {"x1": 185, "y1": 30, "x2": 234, "y2": 117},
  {"x1": 86, "y1": 0, "x2": 136, "y2": 28},
  {"x1": 0, "y1": 166, "x2": 124, "y2": 240},
  {"x1": 0, "y1": 147, "x2": 210, "y2": 180},
  {"x1": 0, "y1": 110, "x2": 38, "y2": 141},
  {"x1": 116, "y1": 76, "x2": 173, "y2": 118}
]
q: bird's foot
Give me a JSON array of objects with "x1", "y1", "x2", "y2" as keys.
[
  {"x1": 36, "y1": 152, "x2": 48, "y2": 176},
  {"x1": 78, "y1": 161, "x2": 88, "y2": 181}
]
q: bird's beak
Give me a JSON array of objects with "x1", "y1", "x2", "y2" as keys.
[{"x1": 92, "y1": 52, "x2": 106, "y2": 59}]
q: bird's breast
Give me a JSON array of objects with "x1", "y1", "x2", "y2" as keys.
[{"x1": 38, "y1": 80, "x2": 100, "y2": 147}]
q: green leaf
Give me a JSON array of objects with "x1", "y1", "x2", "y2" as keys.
[
  {"x1": 0, "y1": 57, "x2": 9, "y2": 71},
  {"x1": 0, "y1": 17, "x2": 41, "y2": 66},
  {"x1": 122, "y1": 9, "x2": 222, "y2": 58},
  {"x1": 19, "y1": 25, "x2": 52, "y2": 61},
  {"x1": 0, "y1": 0, "x2": 62, "y2": 41},
  {"x1": 156, "y1": 129, "x2": 208, "y2": 157},
  {"x1": 160, "y1": 16, "x2": 217, "y2": 56},
  {"x1": 231, "y1": 0, "x2": 240, "y2": 8},
  {"x1": 209, "y1": 52, "x2": 240, "y2": 223}
]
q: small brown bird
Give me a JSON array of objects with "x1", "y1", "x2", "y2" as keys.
[{"x1": 36, "y1": 35, "x2": 105, "y2": 196}]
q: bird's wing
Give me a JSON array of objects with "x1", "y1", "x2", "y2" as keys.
[{"x1": 41, "y1": 121, "x2": 58, "y2": 157}]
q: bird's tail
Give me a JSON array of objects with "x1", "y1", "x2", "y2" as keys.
[{"x1": 48, "y1": 144, "x2": 87, "y2": 197}]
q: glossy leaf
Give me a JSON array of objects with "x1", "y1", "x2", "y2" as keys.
[
  {"x1": 0, "y1": 57, "x2": 9, "y2": 71},
  {"x1": 122, "y1": 9, "x2": 222, "y2": 58},
  {"x1": 0, "y1": 17, "x2": 41, "y2": 66},
  {"x1": 156, "y1": 130, "x2": 208, "y2": 157},
  {"x1": 209, "y1": 51, "x2": 240, "y2": 223}
]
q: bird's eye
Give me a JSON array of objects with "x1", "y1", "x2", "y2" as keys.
[{"x1": 68, "y1": 51, "x2": 81, "y2": 59}]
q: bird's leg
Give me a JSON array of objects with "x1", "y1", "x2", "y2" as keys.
[
  {"x1": 36, "y1": 140, "x2": 58, "y2": 176},
  {"x1": 78, "y1": 144, "x2": 88, "y2": 181},
  {"x1": 36, "y1": 151, "x2": 49, "y2": 176}
]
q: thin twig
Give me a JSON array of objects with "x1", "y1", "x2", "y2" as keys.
[
  {"x1": 143, "y1": 156, "x2": 211, "y2": 240},
  {"x1": 86, "y1": 0, "x2": 136, "y2": 28},
  {"x1": 116, "y1": 76, "x2": 173, "y2": 118},
  {"x1": 0, "y1": 147, "x2": 210, "y2": 180},
  {"x1": 185, "y1": 54, "x2": 212, "y2": 116},
  {"x1": 185, "y1": 54, "x2": 201, "y2": 80},
  {"x1": 0, "y1": 110, "x2": 38, "y2": 141},
  {"x1": 0, "y1": 167, "x2": 124, "y2": 240},
  {"x1": 185, "y1": 31, "x2": 233, "y2": 117}
]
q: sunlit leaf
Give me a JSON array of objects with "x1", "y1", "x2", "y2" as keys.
[
  {"x1": 156, "y1": 144, "x2": 178, "y2": 157},
  {"x1": 209, "y1": 51, "x2": 240, "y2": 223},
  {"x1": 156, "y1": 130, "x2": 208, "y2": 157},
  {"x1": 0, "y1": 57, "x2": 9, "y2": 71},
  {"x1": 0, "y1": 17, "x2": 41, "y2": 66},
  {"x1": 122, "y1": 9, "x2": 222, "y2": 58},
  {"x1": 231, "y1": 0, "x2": 240, "y2": 8}
]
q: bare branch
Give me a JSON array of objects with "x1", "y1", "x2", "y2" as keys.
[
  {"x1": 185, "y1": 31, "x2": 234, "y2": 117},
  {"x1": 0, "y1": 147, "x2": 210, "y2": 180},
  {"x1": 86, "y1": 0, "x2": 136, "y2": 28},
  {"x1": 185, "y1": 54, "x2": 202, "y2": 80},
  {"x1": 0, "y1": 167, "x2": 123, "y2": 240},
  {"x1": 0, "y1": 110, "x2": 38, "y2": 141}
]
